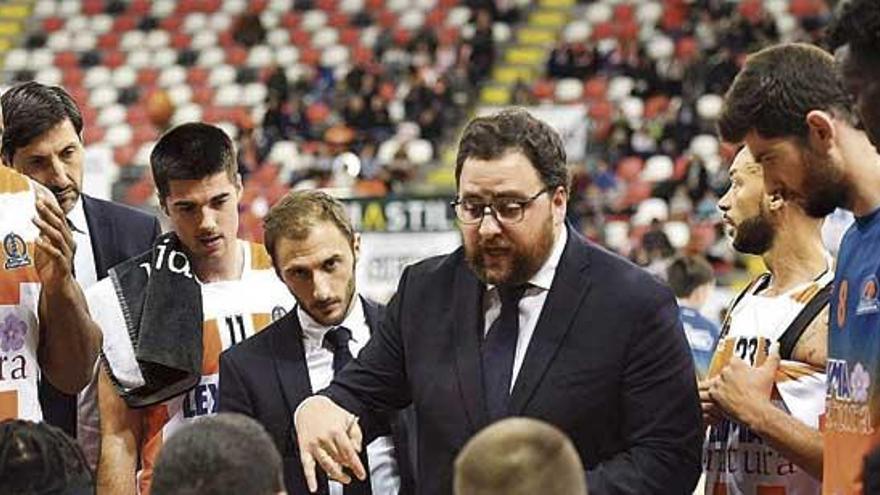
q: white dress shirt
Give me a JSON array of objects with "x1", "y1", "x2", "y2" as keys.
[
  {"x1": 298, "y1": 297, "x2": 400, "y2": 495},
  {"x1": 66, "y1": 197, "x2": 98, "y2": 288},
  {"x1": 482, "y1": 228, "x2": 567, "y2": 390}
]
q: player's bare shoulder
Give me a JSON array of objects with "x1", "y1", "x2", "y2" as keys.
[{"x1": 791, "y1": 306, "x2": 828, "y2": 367}]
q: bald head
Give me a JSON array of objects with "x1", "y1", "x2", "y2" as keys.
[{"x1": 454, "y1": 418, "x2": 587, "y2": 495}]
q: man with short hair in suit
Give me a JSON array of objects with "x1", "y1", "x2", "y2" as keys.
[
  {"x1": 219, "y1": 190, "x2": 406, "y2": 495},
  {"x1": 294, "y1": 108, "x2": 703, "y2": 494},
  {"x1": 1, "y1": 81, "x2": 161, "y2": 457}
]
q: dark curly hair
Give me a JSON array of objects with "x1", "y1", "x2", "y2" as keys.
[
  {"x1": 827, "y1": 0, "x2": 880, "y2": 53},
  {"x1": 0, "y1": 419, "x2": 94, "y2": 495},
  {"x1": 455, "y1": 108, "x2": 569, "y2": 192},
  {"x1": 718, "y1": 43, "x2": 857, "y2": 143}
]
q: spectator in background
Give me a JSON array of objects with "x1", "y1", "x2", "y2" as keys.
[
  {"x1": 828, "y1": 0, "x2": 880, "y2": 150},
  {"x1": 454, "y1": 418, "x2": 588, "y2": 495},
  {"x1": 0, "y1": 420, "x2": 94, "y2": 495},
  {"x1": 642, "y1": 218, "x2": 675, "y2": 261},
  {"x1": 666, "y1": 255, "x2": 719, "y2": 380},
  {"x1": 466, "y1": 8, "x2": 495, "y2": 84},
  {"x1": 151, "y1": 414, "x2": 285, "y2": 495},
  {"x1": 232, "y1": 13, "x2": 266, "y2": 48}
]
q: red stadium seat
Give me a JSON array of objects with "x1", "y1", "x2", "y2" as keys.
[
  {"x1": 300, "y1": 47, "x2": 320, "y2": 65},
  {"x1": 281, "y1": 12, "x2": 301, "y2": 29},
  {"x1": 317, "y1": 0, "x2": 339, "y2": 12},
  {"x1": 328, "y1": 12, "x2": 349, "y2": 28},
  {"x1": 83, "y1": 0, "x2": 105, "y2": 16},
  {"x1": 532, "y1": 79, "x2": 555, "y2": 101},
  {"x1": 137, "y1": 69, "x2": 160, "y2": 87},
  {"x1": 592, "y1": 22, "x2": 614, "y2": 40},
  {"x1": 290, "y1": 29, "x2": 311, "y2": 47},
  {"x1": 426, "y1": 8, "x2": 447, "y2": 28},
  {"x1": 613, "y1": 3, "x2": 635, "y2": 22},
  {"x1": 63, "y1": 68, "x2": 85, "y2": 87},
  {"x1": 103, "y1": 51, "x2": 126, "y2": 69},
  {"x1": 113, "y1": 15, "x2": 138, "y2": 33},
  {"x1": 43, "y1": 17, "x2": 65, "y2": 33},
  {"x1": 226, "y1": 46, "x2": 248, "y2": 65},
  {"x1": 54, "y1": 51, "x2": 79, "y2": 69},
  {"x1": 98, "y1": 32, "x2": 120, "y2": 50},
  {"x1": 161, "y1": 16, "x2": 185, "y2": 33},
  {"x1": 129, "y1": 0, "x2": 152, "y2": 15}
]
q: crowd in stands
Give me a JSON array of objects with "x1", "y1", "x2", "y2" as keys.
[{"x1": 2, "y1": 0, "x2": 833, "y2": 296}]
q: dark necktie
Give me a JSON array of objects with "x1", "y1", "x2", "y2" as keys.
[
  {"x1": 482, "y1": 285, "x2": 527, "y2": 421},
  {"x1": 323, "y1": 326, "x2": 353, "y2": 375}
]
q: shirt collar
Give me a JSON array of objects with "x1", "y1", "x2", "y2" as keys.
[
  {"x1": 297, "y1": 295, "x2": 365, "y2": 346},
  {"x1": 66, "y1": 195, "x2": 87, "y2": 234}
]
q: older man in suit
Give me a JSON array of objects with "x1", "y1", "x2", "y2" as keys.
[
  {"x1": 1, "y1": 81, "x2": 160, "y2": 451},
  {"x1": 294, "y1": 109, "x2": 702, "y2": 494},
  {"x1": 219, "y1": 190, "x2": 410, "y2": 495}
]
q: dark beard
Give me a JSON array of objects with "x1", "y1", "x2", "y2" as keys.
[
  {"x1": 799, "y1": 147, "x2": 853, "y2": 218},
  {"x1": 465, "y1": 219, "x2": 556, "y2": 286},
  {"x1": 733, "y1": 211, "x2": 776, "y2": 255}
]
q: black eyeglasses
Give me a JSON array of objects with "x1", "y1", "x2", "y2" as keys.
[{"x1": 451, "y1": 188, "x2": 552, "y2": 225}]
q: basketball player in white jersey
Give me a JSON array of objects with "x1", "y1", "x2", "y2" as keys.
[
  {"x1": 67, "y1": 123, "x2": 296, "y2": 494},
  {"x1": 700, "y1": 147, "x2": 829, "y2": 494},
  {"x1": 0, "y1": 164, "x2": 100, "y2": 421},
  {"x1": 1, "y1": 95, "x2": 99, "y2": 421}
]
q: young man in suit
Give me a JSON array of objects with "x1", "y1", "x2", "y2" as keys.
[
  {"x1": 1, "y1": 81, "x2": 161, "y2": 448},
  {"x1": 295, "y1": 108, "x2": 702, "y2": 494},
  {"x1": 219, "y1": 190, "x2": 404, "y2": 495}
]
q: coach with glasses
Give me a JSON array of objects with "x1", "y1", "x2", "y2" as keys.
[{"x1": 294, "y1": 109, "x2": 702, "y2": 495}]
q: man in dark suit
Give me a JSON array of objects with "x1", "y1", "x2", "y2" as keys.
[
  {"x1": 295, "y1": 109, "x2": 702, "y2": 494},
  {"x1": 1, "y1": 81, "x2": 160, "y2": 450},
  {"x1": 219, "y1": 190, "x2": 409, "y2": 494}
]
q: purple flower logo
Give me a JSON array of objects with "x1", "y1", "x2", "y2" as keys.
[{"x1": 0, "y1": 314, "x2": 27, "y2": 353}]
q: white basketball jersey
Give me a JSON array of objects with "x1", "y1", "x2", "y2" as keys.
[
  {"x1": 0, "y1": 168, "x2": 42, "y2": 422},
  {"x1": 704, "y1": 270, "x2": 833, "y2": 495}
]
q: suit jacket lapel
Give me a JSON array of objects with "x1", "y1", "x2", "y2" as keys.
[
  {"x1": 270, "y1": 311, "x2": 314, "y2": 416},
  {"x1": 452, "y1": 258, "x2": 487, "y2": 431},
  {"x1": 81, "y1": 195, "x2": 111, "y2": 278},
  {"x1": 509, "y1": 229, "x2": 592, "y2": 414}
]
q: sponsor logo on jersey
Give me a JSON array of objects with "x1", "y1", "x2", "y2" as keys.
[
  {"x1": 856, "y1": 275, "x2": 880, "y2": 315},
  {"x1": 3, "y1": 233, "x2": 30, "y2": 270}
]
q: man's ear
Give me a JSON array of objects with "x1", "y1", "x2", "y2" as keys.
[
  {"x1": 351, "y1": 233, "x2": 360, "y2": 262},
  {"x1": 766, "y1": 190, "x2": 786, "y2": 213},
  {"x1": 806, "y1": 110, "x2": 836, "y2": 154}
]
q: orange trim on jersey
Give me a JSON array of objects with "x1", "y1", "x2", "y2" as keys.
[
  {"x1": 711, "y1": 482, "x2": 728, "y2": 495},
  {"x1": 0, "y1": 241, "x2": 38, "y2": 305},
  {"x1": 252, "y1": 313, "x2": 271, "y2": 334},
  {"x1": 0, "y1": 167, "x2": 31, "y2": 194},
  {"x1": 0, "y1": 390, "x2": 18, "y2": 420},
  {"x1": 139, "y1": 403, "x2": 171, "y2": 495},
  {"x1": 792, "y1": 283, "x2": 820, "y2": 304},
  {"x1": 249, "y1": 242, "x2": 273, "y2": 271},
  {"x1": 201, "y1": 319, "x2": 221, "y2": 375}
]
